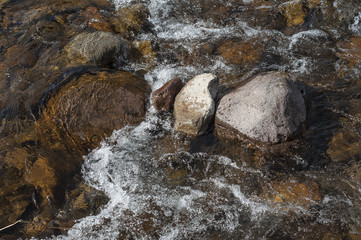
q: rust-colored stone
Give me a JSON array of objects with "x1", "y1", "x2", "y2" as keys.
[
  {"x1": 327, "y1": 131, "x2": 361, "y2": 162},
  {"x1": 337, "y1": 37, "x2": 361, "y2": 67},
  {"x1": 111, "y1": 4, "x2": 150, "y2": 37},
  {"x1": 0, "y1": 167, "x2": 33, "y2": 229},
  {"x1": 38, "y1": 70, "x2": 150, "y2": 153},
  {"x1": 322, "y1": 232, "x2": 342, "y2": 240},
  {"x1": 262, "y1": 178, "x2": 322, "y2": 206},
  {"x1": 307, "y1": 0, "x2": 321, "y2": 8},
  {"x1": 217, "y1": 40, "x2": 262, "y2": 65},
  {"x1": 3, "y1": 44, "x2": 39, "y2": 69},
  {"x1": 129, "y1": 40, "x2": 157, "y2": 69},
  {"x1": 280, "y1": 1, "x2": 307, "y2": 27},
  {"x1": 152, "y1": 78, "x2": 184, "y2": 112},
  {"x1": 24, "y1": 156, "x2": 57, "y2": 199},
  {"x1": 79, "y1": 6, "x2": 113, "y2": 32}
]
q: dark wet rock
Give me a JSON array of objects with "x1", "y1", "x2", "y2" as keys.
[
  {"x1": 337, "y1": 37, "x2": 361, "y2": 67},
  {"x1": 64, "y1": 31, "x2": 129, "y2": 67},
  {"x1": 279, "y1": 1, "x2": 308, "y2": 27},
  {"x1": 0, "y1": 167, "x2": 34, "y2": 230},
  {"x1": 174, "y1": 74, "x2": 218, "y2": 136},
  {"x1": 34, "y1": 18, "x2": 64, "y2": 42},
  {"x1": 38, "y1": 70, "x2": 150, "y2": 153},
  {"x1": 129, "y1": 40, "x2": 157, "y2": 69},
  {"x1": 46, "y1": 0, "x2": 110, "y2": 12},
  {"x1": 25, "y1": 182, "x2": 109, "y2": 237},
  {"x1": 327, "y1": 131, "x2": 361, "y2": 162},
  {"x1": 216, "y1": 72, "x2": 306, "y2": 144},
  {"x1": 0, "y1": 69, "x2": 150, "y2": 238},
  {"x1": 152, "y1": 78, "x2": 184, "y2": 112},
  {"x1": 0, "y1": 0, "x2": 9, "y2": 9},
  {"x1": 262, "y1": 177, "x2": 322, "y2": 206},
  {"x1": 217, "y1": 39, "x2": 263, "y2": 66},
  {"x1": 153, "y1": 133, "x2": 192, "y2": 161},
  {"x1": 78, "y1": 7, "x2": 113, "y2": 32},
  {"x1": 110, "y1": 3, "x2": 151, "y2": 38},
  {"x1": 241, "y1": 1, "x2": 287, "y2": 30}
]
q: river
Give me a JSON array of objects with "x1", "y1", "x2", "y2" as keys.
[{"x1": 52, "y1": 0, "x2": 361, "y2": 239}]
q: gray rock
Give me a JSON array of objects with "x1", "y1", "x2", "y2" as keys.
[
  {"x1": 65, "y1": 31, "x2": 129, "y2": 67},
  {"x1": 174, "y1": 73, "x2": 218, "y2": 136},
  {"x1": 215, "y1": 72, "x2": 306, "y2": 144}
]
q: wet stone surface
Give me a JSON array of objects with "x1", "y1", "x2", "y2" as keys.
[{"x1": 0, "y1": 0, "x2": 360, "y2": 239}]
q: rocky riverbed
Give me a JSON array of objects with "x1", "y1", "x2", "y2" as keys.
[{"x1": 0, "y1": 0, "x2": 361, "y2": 239}]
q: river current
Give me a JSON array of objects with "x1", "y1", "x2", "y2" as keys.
[{"x1": 56, "y1": 0, "x2": 361, "y2": 239}]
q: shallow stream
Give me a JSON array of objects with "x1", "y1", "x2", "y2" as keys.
[{"x1": 54, "y1": 0, "x2": 361, "y2": 239}]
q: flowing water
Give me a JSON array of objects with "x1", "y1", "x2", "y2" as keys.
[{"x1": 50, "y1": 0, "x2": 361, "y2": 239}]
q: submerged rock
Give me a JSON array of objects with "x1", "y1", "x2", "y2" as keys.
[
  {"x1": 174, "y1": 73, "x2": 218, "y2": 136},
  {"x1": 217, "y1": 39, "x2": 263, "y2": 66},
  {"x1": 262, "y1": 178, "x2": 322, "y2": 206},
  {"x1": 216, "y1": 72, "x2": 306, "y2": 144},
  {"x1": 64, "y1": 31, "x2": 129, "y2": 67},
  {"x1": 111, "y1": 3, "x2": 151, "y2": 37},
  {"x1": 152, "y1": 78, "x2": 184, "y2": 112},
  {"x1": 0, "y1": 167, "x2": 33, "y2": 229},
  {"x1": 129, "y1": 40, "x2": 157, "y2": 70},
  {"x1": 337, "y1": 37, "x2": 361, "y2": 67},
  {"x1": 78, "y1": 7, "x2": 113, "y2": 32},
  {"x1": 279, "y1": 1, "x2": 308, "y2": 27},
  {"x1": 38, "y1": 70, "x2": 150, "y2": 152},
  {"x1": 327, "y1": 131, "x2": 361, "y2": 162}
]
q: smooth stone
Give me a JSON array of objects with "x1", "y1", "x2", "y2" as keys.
[
  {"x1": 174, "y1": 73, "x2": 218, "y2": 136},
  {"x1": 65, "y1": 31, "x2": 129, "y2": 67},
  {"x1": 152, "y1": 78, "x2": 184, "y2": 112},
  {"x1": 38, "y1": 70, "x2": 150, "y2": 152},
  {"x1": 216, "y1": 72, "x2": 306, "y2": 144}
]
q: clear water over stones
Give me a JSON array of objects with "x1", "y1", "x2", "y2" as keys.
[{"x1": 54, "y1": 0, "x2": 361, "y2": 239}]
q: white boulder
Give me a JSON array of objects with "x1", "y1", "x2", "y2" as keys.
[{"x1": 174, "y1": 73, "x2": 219, "y2": 136}]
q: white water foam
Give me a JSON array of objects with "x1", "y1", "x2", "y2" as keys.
[
  {"x1": 350, "y1": 12, "x2": 361, "y2": 36},
  {"x1": 56, "y1": 0, "x2": 361, "y2": 239}
]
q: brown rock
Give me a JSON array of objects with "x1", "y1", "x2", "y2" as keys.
[
  {"x1": 347, "y1": 226, "x2": 361, "y2": 240},
  {"x1": 217, "y1": 40, "x2": 263, "y2": 65},
  {"x1": 241, "y1": 1, "x2": 287, "y2": 30},
  {"x1": 130, "y1": 40, "x2": 157, "y2": 69},
  {"x1": 64, "y1": 31, "x2": 129, "y2": 67},
  {"x1": 152, "y1": 78, "x2": 184, "y2": 112},
  {"x1": 79, "y1": 7, "x2": 113, "y2": 32},
  {"x1": 279, "y1": 1, "x2": 307, "y2": 27},
  {"x1": 34, "y1": 19, "x2": 64, "y2": 42},
  {"x1": 3, "y1": 43, "x2": 39, "y2": 69},
  {"x1": 111, "y1": 4, "x2": 151, "y2": 37},
  {"x1": 24, "y1": 156, "x2": 57, "y2": 199},
  {"x1": 307, "y1": 0, "x2": 321, "y2": 8},
  {"x1": 327, "y1": 131, "x2": 361, "y2": 162},
  {"x1": 46, "y1": 0, "x2": 110, "y2": 12},
  {"x1": 337, "y1": 37, "x2": 361, "y2": 67},
  {"x1": 0, "y1": 0, "x2": 9, "y2": 9},
  {"x1": 322, "y1": 232, "x2": 342, "y2": 240},
  {"x1": 0, "y1": 167, "x2": 33, "y2": 229},
  {"x1": 38, "y1": 70, "x2": 150, "y2": 153},
  {"x1": 262, "y1": 178, "x2": 322, "y2": 206}
]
